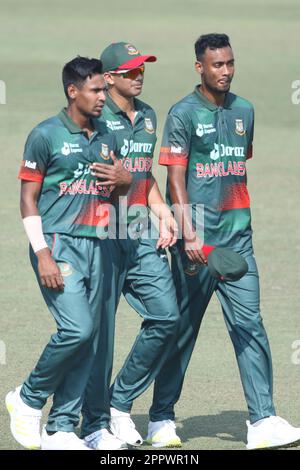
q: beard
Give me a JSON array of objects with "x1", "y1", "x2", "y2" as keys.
[{"x1": 204, "y1": 78, "x2": 232, "y2": 95}]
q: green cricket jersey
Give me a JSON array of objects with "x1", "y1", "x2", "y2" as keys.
[
  {"x1": 98, "y1": 93, "x2": 157, "y2": 215},
  {"x1": 18, "y1": 109, "x2": 116, "y2": 237},
  {"x1": 159, "y1": 86, "x2": 254, "y2": 249}
]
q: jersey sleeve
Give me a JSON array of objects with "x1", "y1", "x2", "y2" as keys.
[
  {"x1": 246, "y1": 107, "x2": 254, "y2": 160},
  {"x1": 18, "y1": 128, "x2": 51, "y2": 182},
  {"x1": 159, "y1": 111, "x2": 191, "y2": 167}
]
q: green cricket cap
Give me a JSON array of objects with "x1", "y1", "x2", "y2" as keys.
[
  {"x1": 100, "y1": 42, "x2": 156, "y2": 72},
  {"x1": 207, "y1": 247, "x2": 248, "y2": 282}
]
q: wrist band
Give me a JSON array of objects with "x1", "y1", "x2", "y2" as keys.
[{"x1": 22, "y1": 215, "x2": 48, "y2": 253}]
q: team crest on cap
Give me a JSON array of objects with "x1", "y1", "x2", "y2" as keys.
[
  {"x1": 100, "y1": 143, "x2": 110, "y2": 160},
  {"x1": 235, "y1": 119, "x2": 246, "y2": 136},
  {"x1": 184, "y1": 262, "x2": 200, "y2": 276},
  {"x1": 125, "y1": 44, "x2": 139, "y2": 55},
  {"x1": 144, "y1": 118, "x2": 155, "y2": 134}
]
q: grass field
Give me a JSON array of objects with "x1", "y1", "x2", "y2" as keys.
[{"x1": 0, "y1": 0, "x2": 299, "y2": 451}]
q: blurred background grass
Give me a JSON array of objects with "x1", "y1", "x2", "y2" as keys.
[{"x1": 0, "y1": 0, "x2": 299, "y2": 450}]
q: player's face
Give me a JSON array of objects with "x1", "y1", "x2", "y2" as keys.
[
  {"x1": 195, "y1": 46, "x2": 234, "y2": 94},
  {"x1": 70, "y1": 74, "x2": 106, "y2": 118},
  {"x1": 104, "y1": 66, "x2": 145, "y2": 98}
]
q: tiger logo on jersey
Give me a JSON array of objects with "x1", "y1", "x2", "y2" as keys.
[
  {"x1": 144, "y1": 118, "x2": 155, "y2": 134},
  {"x1": 100, "y1": 143, "x2": 110, "y2": 160},
  {"x1": 235, "y1": 119, "x2": 246, "y2": 136}
]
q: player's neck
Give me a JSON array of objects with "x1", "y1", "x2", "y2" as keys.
[
  {"x1": 66, "y1": 106, "x2": 94, "y2": 134},
  {"x1": 199, "y1": 84, "x2": 225, "y2": 107},
  {"x1": 108, "y1": 89, "x2": 136, "y2": 122}
]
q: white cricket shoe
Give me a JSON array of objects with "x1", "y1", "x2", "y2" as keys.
[
  {"x1": 5, "y1": 385, "x2": 42, "y2": 449},
  {"x1": 110, "y1": 407, "x2": 143, "y2": 446},
  {"x1": 41, "y1": 426, "x2": 90, "y2": 450},
  {"x1": 147, "y1": 419, "x2": 182, "y2": 448},
  {"x1": 84, "y1": 428, "x2": 127, "y2": 450},
  {"x1": 246, "y1": 416, "x2": 300, "y2": 450}
]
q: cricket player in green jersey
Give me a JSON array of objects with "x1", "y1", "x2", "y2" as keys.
[
  {"x1": 146, "y1": 33, "x2": 300, "y2": 450},
  {"x1": 80, "y1": 42, "x2": 180, "y2": 449},
  {"x1": 5, "y1": 57, "x2": 132, "y2": 450}
]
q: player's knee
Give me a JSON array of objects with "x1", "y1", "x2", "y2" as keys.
[
  {"x1": 233, "y1": 315, "x2": 266, "y2": 338},
  {"x1": 157, "y1": 317, "x2": 180, "y2": 337},
  {"x1": 77, "y1": 324, "x2": 95, "y2": 345},
  {"x1": 61, "y1": 322, "x2": 94, "y2": 347}
]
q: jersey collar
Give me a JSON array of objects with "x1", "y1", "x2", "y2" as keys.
[
  {"x1": 58, "y1": 108, "x2": 97, "y2": 134},
  {"x1": 193, "y1": 85, "x2": 231, "y2": 111},
  {"x1": 104, "y1": 92, "x2": 147, "y2": 116}
]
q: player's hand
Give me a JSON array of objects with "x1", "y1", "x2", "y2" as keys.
[
  {"x1": 36, "y1": 248, "x2": 64, "y2": 290},
  {"x1": 156, "y1": 215, "x2": 178, "y2": 250},
  {"x1": 90, "y1": 151, "x2": 133, "y2": 187},
  {"x1": 184, "y1": 234, "x2": 207, "y2": 264}
]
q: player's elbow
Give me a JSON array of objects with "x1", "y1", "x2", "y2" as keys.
[{"x1": 20, "y1": 190, "x2": 38, "y2": 218}]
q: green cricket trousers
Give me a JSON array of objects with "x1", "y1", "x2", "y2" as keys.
[
  {"x1": 20, "y1": 233, "x2": 124, "y2": 432},
  {"x1": 81, "y1": 229, "x2": 180, "y2": 437},
  {"x1": 149, "y1": 242, "x2": 276, "y2": 424}
]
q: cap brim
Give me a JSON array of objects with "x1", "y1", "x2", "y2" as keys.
[
  {"x1": 207, "y1": 248, "x2": 248, "y2": 282},
  {"x1": 116, "y1": 55, "x2": 157, "y2": 70}
]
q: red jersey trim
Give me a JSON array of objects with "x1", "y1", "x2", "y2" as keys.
[
  {"x1": 18, "y1": 172, "x2": 44, "y2": 183},
  {"x1": 159, "y1": 153, "x2": 188, "y2": 167}
]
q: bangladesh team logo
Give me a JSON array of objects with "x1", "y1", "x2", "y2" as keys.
[
  {"x1": 144, "y1": 118, "x2": 154, "y2": 134},
  {"x1": 100, "y1": 143, "x2": 110, "y2": 160},
  {"x1": 57, "y1": 262, "x2": 73, "y2": 277},
  {"x1": 125, "y1": 44, "x2": 139, "y2": 55},
  {"x1": 184, "y1": 262, "x2": 200, "y2": 276},
  {"x1": 235, "y1": 119, "x2": 246, "y2": 136}
]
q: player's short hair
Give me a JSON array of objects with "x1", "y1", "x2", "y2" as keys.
[
  {"x1": 194, "y1": 33, "x2": 231, "y2": 61},
  {"x1": 62, "y1": 56, "x2": 103, "y2": 100}
]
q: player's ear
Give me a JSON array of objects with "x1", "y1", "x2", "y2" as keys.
[
  {"x1": 67, "y1": 83, "x2": 78, "y2": 100},
  {"x1": 103, "y1": 72, "x2": 114, "y2": 86},
  {"x1": 195, "y1": 61, "x2": 203, "y2": 75}
]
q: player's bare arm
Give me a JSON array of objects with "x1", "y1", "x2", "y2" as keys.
[
  {"x1": 20, "y1": 180, "x2": 64, "y2": 290},
  {"x1": 168, "y1": 165, "x2": 207, "y2": 264},
  {"x1": 147, "y1": 176, "x2": 178, "y2": 249}
]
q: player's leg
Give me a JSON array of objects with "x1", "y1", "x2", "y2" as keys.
[
  {"x1": 111, "y1": 235, "x2": 180, "y2": 410},
  {"x1": 6, "y1": 234, "x2": 97, "y2": 449},
  {"x1": 214, "y1": 248, "x2": 300, "y2": 449},
  {"x1": 80, "y1": 237, "x2": 129, "y2": 450},
  {"x1": 108, "y1": 235, "x2": 180, "y2": 446},
  {"x1": 216, "y1": 249, "x2": 275, "y2": 423},
  {"x1": 147, "y1": 244, "x2": 217, "y2": 447}
]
